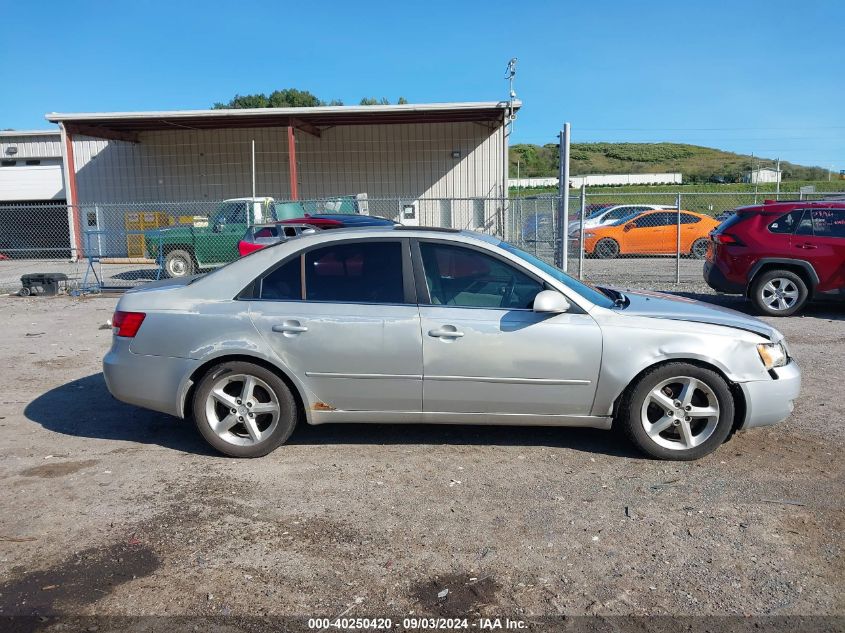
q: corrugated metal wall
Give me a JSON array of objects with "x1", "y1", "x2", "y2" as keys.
[
  {"x1": 70, "y1": 121, "x2": 505, "y2": 206},
  {"x1": 0, "y1": 133, "x2": 63, "y2": 159}
]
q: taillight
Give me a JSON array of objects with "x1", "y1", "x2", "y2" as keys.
[
  {"x1": 112, "y1": 311, "x2": 146, "y2": 337},
  {"x1": 713, "y1": 233, "x2": 745, "y2": 246}
]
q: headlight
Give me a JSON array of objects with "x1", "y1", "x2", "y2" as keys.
[
  {"x1": 584, "y1": 232, "x2": 596, "y2": 238},
  {"x1": 757, "y1": 342, "x2": 788, "y2": 369}
]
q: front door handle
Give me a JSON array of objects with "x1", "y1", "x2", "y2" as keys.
[
  {"x1": 272, "y1": 322, "x2": 308, "y2": 334},
  {"x1": 429, "y1": 327, "x2": 464, "y2": 339},
  {"x1": 795, "y1": 243, "x2": 818, "y2": 250}
]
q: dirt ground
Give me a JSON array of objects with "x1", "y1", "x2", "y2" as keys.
[{"x1": 0, "y1": 292, "x2": 842, "y2": 630}]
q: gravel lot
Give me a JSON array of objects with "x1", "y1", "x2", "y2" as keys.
[{"x1": 0, "y1": 290, "x2": 842, "y2": 628}]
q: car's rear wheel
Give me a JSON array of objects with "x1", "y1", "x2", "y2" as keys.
[
  {"x1": 164, "y1": 249, "x2": 195, "y2": 278},
  {"x1": 594, "y1": 238, "x2": 620, "y2": 259},
  {"x1": 192, "y1": 361, "x2": 298, "y2": 457},
  {"x1": 690, "y1": 238, "x2": 709, "y2": 259},
  {"x1": 750, "y1": 269, "x2": 808, "y2": 316},
  {"x1": 620, "y1": 362, "x2": 735, "y2": 460}
]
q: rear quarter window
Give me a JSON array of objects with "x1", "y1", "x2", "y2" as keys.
[{"x1": 768, "y1": 209, "x2": 805, "y2": 234}]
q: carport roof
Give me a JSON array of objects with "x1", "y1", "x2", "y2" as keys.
[{"x1": 45, "y1": 101, "x2": 520, "y2": 142}]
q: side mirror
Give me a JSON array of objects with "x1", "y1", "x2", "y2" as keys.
[
  {"x1": 623, "y1": 223, "x2": 634, "y2": 232},
  {"x1": 533, "y1": 290, "x2": 571, "y2": 314}
]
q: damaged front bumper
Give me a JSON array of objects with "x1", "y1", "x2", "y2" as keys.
[{"x1": 737, "y1": 360, "x2": 802, "y2": 430}]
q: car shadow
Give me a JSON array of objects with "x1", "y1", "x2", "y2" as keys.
[
  {"x1": 671, "y1": 291, "x2": 845, "y2": 320},
  {"x1": 24, "y1": 373, "x2": 640, "y2": 459},
  {"x1": 24, "y1": 373, "x2": 217, "y2": 456},
  {"x1": 287, "y1": 420, "x2": 639, "y2": 458},
  {"x1": 110, "y1": 269, "x2": 162, "y2": 281}
]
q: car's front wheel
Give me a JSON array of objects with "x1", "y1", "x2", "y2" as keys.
[
  {"x1": 620, "y1": 362, "x2": 735, "y2": 460},
  {"x1": 192, "y1": 361, "x2": 298, "y2": 457},
  {"x1": 594, "y1": 238, "x2": 620, "y2": 259},
  {"x1": 750, "y1": 269, "x2": 808, "y2": 316}
]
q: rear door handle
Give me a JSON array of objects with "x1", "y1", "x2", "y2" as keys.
[
  {"x1": 272, "y1": 322, "x2": 308, "y2": 334},
  {"x1": 429, "y1": 327, "x2": 464, "y2": 339},
  {"x1": 796, "y1": 243, "x2": 818, "y2": 250}
]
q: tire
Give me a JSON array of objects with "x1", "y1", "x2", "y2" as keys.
[
  {"x1": 750, "y1": 269, "x2": 808, "y2": 317},
  {"x1": 690, "y1": 238, "x2": 709, "y2": 259},
  {"x1": 164, "y1": 249, "x2": 196, "y2": 278},
  {"x1": 619, "y1": 362, "x2": 735, "y2": 461},
  {"x1": 594, "y1": 238, "x2": 620, "y2": 259},
  {"x1": 192, "y1": 361, "x2": 298, "y2": 457},
  {"x1": 18, "y1": 287, "x2": 31, "y2": 297}
]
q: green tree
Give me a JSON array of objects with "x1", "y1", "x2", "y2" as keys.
[
  {"x1": 359, "y1": 97, "x2": 408, "y2": 105},
  {"x1": 267, "y1": 88, "x2": 322, "y2": 107},
  {"x1": 213, "y1": 93, "x2": 269, "y2": 109},
  {"x1": 213, "y1": 88, "x2": 324, "y2": 109},
  {"x1": 359, "y1": 97, "x2": 390, "y2": 105}
]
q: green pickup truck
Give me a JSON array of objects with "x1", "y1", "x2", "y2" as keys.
[{"x1": 149, "y1": 196, "x2": 362, "y2": 277}]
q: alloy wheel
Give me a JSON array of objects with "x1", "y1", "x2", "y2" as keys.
[
  {"x1": 204, "y1": 373, "x2": 280, "y2": 446},
  {"x1": 760, "y1": 278, "x2": 799, "y2": 312},
  {"x1": 640, "y1": 376, "x2": 720, "y2": 451},
  {"x1": 691, "y1": 239, "x2": 708, "y2": 259}
]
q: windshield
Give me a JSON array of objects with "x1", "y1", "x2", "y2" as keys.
[
  {"x1": 273, "y1": 201, "x2": 307, "y2": 221},
  {"x1": 497, "y1": 241, "x2": 616, "y2": 308},
  {"x1": 585, "y1": 205, "x2": 612, "y2": 220},
  {"x1": 610, "y1": 211, "x2": 641, "y2": 226}
]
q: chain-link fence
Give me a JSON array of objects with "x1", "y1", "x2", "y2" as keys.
[
  {"x1": 1, "y1": 191, "x2": 842, "y2": 294},
  {"x1": 0, "y1": 196, "x2": 516, "y2": 292}
]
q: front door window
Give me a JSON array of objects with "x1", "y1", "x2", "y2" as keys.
[{"x1": 419, "y1": 242, "x2": 543, "y2": 310}]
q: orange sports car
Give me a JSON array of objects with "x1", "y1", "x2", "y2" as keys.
[{"x1": 582, "y1": 209, "x2": 719, "y2": 259}]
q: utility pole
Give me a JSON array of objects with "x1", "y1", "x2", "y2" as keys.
[
  {"x1": 776, "y1": 157, "x2": 780, "y2": 200},
  {"x1": 752, "y1": 153, "x2": 758, "y2": 204},
  {"x1": 557, "y1": 123, "x2": 571, "y2": 270}
]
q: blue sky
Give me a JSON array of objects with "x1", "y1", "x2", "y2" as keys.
[{"x1": 2, "y1": 0, "x2": 843, "y2": 169}]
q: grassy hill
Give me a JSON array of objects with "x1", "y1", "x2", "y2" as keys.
[{"x1": 509, "y1": 142, "x2": 830, "y2": 183}]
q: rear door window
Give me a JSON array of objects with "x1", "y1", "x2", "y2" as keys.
[
  {"x1": 810, "y1": 209, "x2": 845, "y2": 238},
  {"x1": 305, "y1": 241, "x2": 405, "y2": 304}
]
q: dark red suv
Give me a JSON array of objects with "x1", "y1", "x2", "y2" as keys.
[{"x1": 704, "y1": 199, "x2": 845, "y2": 316}]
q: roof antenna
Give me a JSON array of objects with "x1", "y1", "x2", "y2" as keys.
[{"x1": 505, "y1": 58, "x2": 518, "y2": 122}]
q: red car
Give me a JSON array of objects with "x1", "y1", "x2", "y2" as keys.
[
  {"x1": 237, "y1": 223, "x2": 319, "y2": 257},
  {"x1": 237, "y1": 214, "x2": 397, "y2": 257},
  {"x1": 705, "y1": 199, "x2": 845, "y2": 316}
]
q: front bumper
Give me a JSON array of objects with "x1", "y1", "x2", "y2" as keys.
[
  {"x1": 704, "y1": 260, "x2": 745, "y2": 294},
  {"x1": 103, "y1": 338, "x2": 198, "y2": 418},
  {"x1": 737, "y1": 360, "x2": 801, "y2": 430}
]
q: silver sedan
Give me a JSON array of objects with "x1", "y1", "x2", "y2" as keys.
[{"x1": 103, "y1": 227, "x2": 801, "y2": 460}]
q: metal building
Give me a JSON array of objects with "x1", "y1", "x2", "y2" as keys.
[
  {"x1": 0, "y1": 130, "x2": 64, "y2": 202},
  {"x1": 0, "y1": 131, "x2": 70, "y2": 257},
  {"x1": 743, "y1": 167, "x2": 782, "y2": 184},
  {"x1": 45, "y1": 102, "x2": 520, "y2": 256}
]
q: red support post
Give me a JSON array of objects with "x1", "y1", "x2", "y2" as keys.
[
  {"x1": 63, "y1": 127, "x2": 84, "y2": 259},
  {"x1": 287, "y1": 125, "x2": 299, "y2": 200}
]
